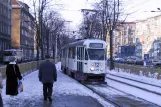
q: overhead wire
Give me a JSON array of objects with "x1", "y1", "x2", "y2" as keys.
[{"x1": 123, "y1": 0, "x2": 152, "y2": 11}]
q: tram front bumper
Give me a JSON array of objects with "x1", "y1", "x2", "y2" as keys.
[{"x1": 85, "y1": 73, "x2": 106, "y2": 82}]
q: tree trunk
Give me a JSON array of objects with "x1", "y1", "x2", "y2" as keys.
[
  {"x1": 52, "y1": 44, "x2": 55, "y2": 59},
  {"x1": 110, "y1": 30, "x2": 114, "y2": 70},
  {"x1": 40, "y1": 15, "x2": 44, "y2": 59},
  {"x1": 46, "y1": 29, "x2": 49, "y2": 55},
  {"x1": 36, "y1": 28, "x2": 40, "y2": 60}
]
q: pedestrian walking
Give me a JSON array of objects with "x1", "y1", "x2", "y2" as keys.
[
  {"x1": 6, "y1": 56, "x2": 22, "y2": 96},
  {"x1": 39, "y1": 55, "x2": 57, "y2": 102},
  {"x1": 0, "y1": 72, "x2": 3, "y2": 107}
]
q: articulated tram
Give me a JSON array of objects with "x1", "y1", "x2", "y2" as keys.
[{"x1": 61, "y1": 39, "x2": 107, "y2": 82}]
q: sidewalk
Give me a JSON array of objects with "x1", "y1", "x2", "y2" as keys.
[{"x1": 2, "y1": 62, "x2": 112, "y2": 107}]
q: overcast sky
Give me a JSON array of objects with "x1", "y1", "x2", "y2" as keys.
[{"x1": 21, "y1": 0, "x2": 161, "y2": 30}]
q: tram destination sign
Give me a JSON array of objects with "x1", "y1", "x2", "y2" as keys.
[{"x1": 89, "y1": 43, "x2": 103, "y2": 48}]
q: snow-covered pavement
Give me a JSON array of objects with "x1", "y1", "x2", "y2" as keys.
[
  {"x1": 1, "y1": 62, "x2": 113, "y2": 107},
  {"x1": 107, "y1": 69, "x2": 161, "y2": 106}
]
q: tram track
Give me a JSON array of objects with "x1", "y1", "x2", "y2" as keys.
[
  {"x1": 106, "y1": 73, "x2": 161, "y2": 107},
  {"x1": 81, "y1": 83, "x2": 121, "y2": 107},
  {"x1": 107, "y1": 73, "x2": 161, "y2": 89},
  {"x1": 106, "y1": 73, "x2": 161, "y2": 96},
  {"x1": 61, "y1": 71, "x2": 120, "y2": 107},
  {"x1": 61, "y1": 70, "x2": 160, "y2": 107},
  {"x1": 83, "y1": 83, "x2": 160, "y2": 107}
]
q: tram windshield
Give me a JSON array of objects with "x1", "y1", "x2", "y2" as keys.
[{"x1": 88, "y1": 49, "x2": 105, "y2": 60}]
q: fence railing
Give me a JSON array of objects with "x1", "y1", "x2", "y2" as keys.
[
  {"x1": 107, "y1": 63, "x2": 161, "y2": 80},
  {"x1": 0, "y1": 58, "x2": 60, "y2": 79}
]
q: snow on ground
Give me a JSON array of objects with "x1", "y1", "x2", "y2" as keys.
[
  {"x1": 107, "y1": 74, "x2": 161, "y2": 93},
  {"x1": 1, "y1": 62, "x2": 113, "y2": 107},
  {"x1": 106, "y1": 69, "x2": 161, "y2": 106},
  {"x1": 108, "y1": 68, "x2": 161, "y2": 86},
  {"x1": 87, "y1": 84, "x2": 126, "y2": 96}
]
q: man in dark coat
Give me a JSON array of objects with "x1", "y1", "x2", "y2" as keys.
[
  {"x1": 6, "y1": 57, "x2": 22, "y2": 96},
  {"x1": 39, "y1": 55, "x2": 57, "y2": 102}
]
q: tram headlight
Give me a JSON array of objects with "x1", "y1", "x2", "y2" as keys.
[{"x1": 90, "y1": 66, "x2": 95, "y2": 71}]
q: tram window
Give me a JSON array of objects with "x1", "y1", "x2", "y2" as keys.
[
  {"x1": 68, "y1": 48, "x2": 73, "y2": 58},
  {"x1": 82, "y1": 47, "x2": 84, "y2": 60},
  {"x1": 88, "y1": 49, "x2": 105, "y2": 60},
  {"x1": 68, "y1": 48, "x2": 70, "y2": 58},
  {"x1": 65, "y1": 49, "x2": 67, "y2": 58},
  {"x1": 64, "y1": 49, "x2": 66, "y2": 58},
  {"x1": 80, "y1": 47, "x2": 82, "y2": 60},
  {"x1": 85, "y1": 49, "x2": 88, "y2": 60},
  {"x1": 77, "y1": 47, "x2": 80, "y2": 60},
  {"x1": 72, "y1": 47, "x2": 75, "y2": 59}
]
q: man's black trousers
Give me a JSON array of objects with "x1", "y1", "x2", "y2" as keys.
[
  {"x1": 0, "y1": 94, "x2": 3, "y2": 107},
  {"x1": 43, "y1": 83, "x2": 53, "y2": 99}
]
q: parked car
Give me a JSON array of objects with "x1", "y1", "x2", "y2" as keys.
[
  {"x1": 135, "y1": 59, "x2": 144, "y2": 65},
  {"x1": 153, "y1": 63, "x2": 161, "y2": 68},
  {"x1": 152, "y1": 60, "x2": 161, "y2": 64}
]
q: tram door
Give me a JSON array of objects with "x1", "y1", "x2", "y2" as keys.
[
  {"x1": 77, "y1": 47, "x2": 84, "y2": 72},
  {"x1": 65, "y1": 48, "x2": 68, "y2": 68},
  {"x1": 83, "y1": 48, "x2": 88, "y2": 72},
  {"x1": 73, "y1": 47, "x2": 77, "y2": 71}
]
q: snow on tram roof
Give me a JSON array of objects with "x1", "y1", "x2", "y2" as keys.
[{"x1": 62, "y1": 39, "x2": 105, "y2": 49}]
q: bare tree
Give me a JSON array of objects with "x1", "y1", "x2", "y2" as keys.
[
  {"x1": 92, "y1": 0, "x2": 121, "y2": 70},
  {"x1": 78, "y1": 17, "x2": 102, "y2": 39},
  {"x1": 32, "y1": 0, "x2": 52, "y2": 60},
  {"x1": 42, "y1": 10, "x2": 74, "y2": 58}
]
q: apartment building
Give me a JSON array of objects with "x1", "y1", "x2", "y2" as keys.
[
  {"x1": 107, "y1": 22, "x2": 136, "y2": 57},
  {"x1": 0, "y1": 0, "x2": 12, "y2": 60},
  {"x1": 12, "y1": 0, "x2": 35, "y2": 58},
  {"x1": 135, "y1": 15, "x2": 161, "y2": 59}
]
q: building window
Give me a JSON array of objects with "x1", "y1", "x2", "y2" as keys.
[
  {"x1": 0, "y1": 40, "x2": 1, "y2": 50},
  {"x1": 0, "y1": 4, "x2": 2, "y2": 15},
  {"x1": 21, "y1": 21, "x2": 24, "y2": 26},
  {"x1": 9, "y1": 0, "x2": 11, "y2": 4},
  {"x1": 8, "y1": 25, "x2": 11, "y2": 35},
  {"x1": 0, "y1": 22, "x2": 2, "y2": 33},
  {"x1": 2, "y1": 22, "x2": 4, "y2": 33},
  {"x1": 25, "y1": 40, "x2": 28, "y2": 45},
  {"x1": 8, "y1": 9, "x2": 11, "y2": 19}
]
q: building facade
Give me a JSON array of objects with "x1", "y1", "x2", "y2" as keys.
[
  {"x1": 107, "y1": 22, "x2": 136, "y2": 58},
  {"x1": 12, "y1": 0, "x2": 35, "y2": 58},
  {"x1": 135, "y1": 15, "x2": 161, "y2": 60},
  {"x1": 118, "y1": 46, "x2": 135, "y2": 58},
  {"x1": 0, "y1": 0, "x2": 12, "y2": 61}
]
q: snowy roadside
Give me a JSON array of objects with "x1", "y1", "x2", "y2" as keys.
[
  {"x1": 1, "y1": 62, "x2": 113, "y2": 107},
  {"x1": 106, "y1": 69, "x2": 161, "y2": 106},
  {"x1": 107, "y1": 69, "x2": 161, "y2": 86}
]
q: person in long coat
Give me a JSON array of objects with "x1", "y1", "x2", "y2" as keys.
[
  {"x1": 6, "y1": 56, "x2": 22, "y2": 96},
  {"x1": 0, "y1": 72, "x2": 3, "y2": 107}
]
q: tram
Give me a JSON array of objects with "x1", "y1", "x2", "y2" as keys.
[{"x1": 61, "y1": 39, "x2": 107, "y2": 82}]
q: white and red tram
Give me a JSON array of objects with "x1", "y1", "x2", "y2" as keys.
[{"x1": 61, "y1": 39, "x2": 107, "y2": 82}]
